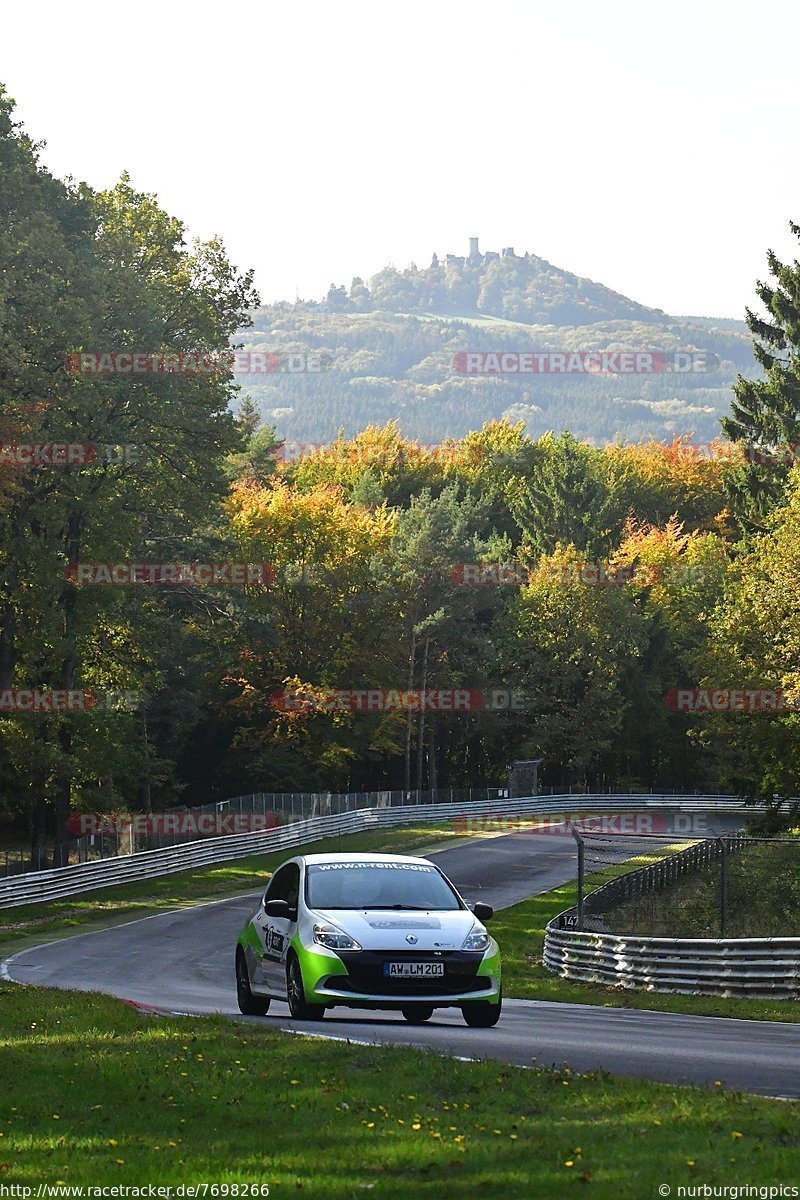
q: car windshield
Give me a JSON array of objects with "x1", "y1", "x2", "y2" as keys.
[{"x1": 306, "y1": 861, "x2": 462, "y2": 911}]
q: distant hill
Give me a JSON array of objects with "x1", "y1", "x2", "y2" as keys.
[{"x1": 235, "y1": 240, "x2": 757, "y2": 446}]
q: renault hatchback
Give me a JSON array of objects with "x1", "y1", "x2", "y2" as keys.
[{"x1": 235, "y1": 852, "x2": 502, "y2": 1026}]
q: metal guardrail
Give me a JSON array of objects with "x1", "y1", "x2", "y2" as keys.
[
  {"x1": 544, "y1": 926, "x2": 800, "y2": 999},
  {"x1": 5, "y1": 788, "x2": 518, "y2": 876},
  {"x1": 0, "y1": 793, "x2": 749, "y2": 910},
  {"x1": 543, "y1": 831, "x2": 800, "y2": 999}
]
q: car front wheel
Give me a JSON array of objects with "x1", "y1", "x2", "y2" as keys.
[
  {"x1": 286, "y1": 954, "x2": 326, "y2": 1021},
  {"x1": 236, "y1": 949, "x2": 271, "y2": 1016},
  {"x1": 401, "y1": 1005, "x2": 434, "y2": 1023},
  {"x1": 461, "y1": 991, "x2": 502, "y2": 1028}
]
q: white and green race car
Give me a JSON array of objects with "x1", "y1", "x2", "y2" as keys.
[{"x1": 235, "y1": 852, "x2": 502, "y2": 1027}]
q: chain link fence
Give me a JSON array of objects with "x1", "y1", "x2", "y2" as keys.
[
  {"x1": 3, "y1": 785, "x2": 512, "y2": 874},
  {"x1": 571, "y1": 828, "x2": 800, "y2": 938},
  {"x1": 2, "y1": 786, "x2": 743, "y2": 876}
]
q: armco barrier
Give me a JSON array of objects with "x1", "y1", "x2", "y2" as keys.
[
  {"x1": 543, "y1": 831, "x2": 800, "y2": 999},
  {"x1": 543, "y1": 926, "x2": 800, "y2": 999},
  {"x1": 0, "y1": 793, "x2": 750, "y2": 909}
]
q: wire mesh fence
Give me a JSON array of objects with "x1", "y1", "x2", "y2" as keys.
[
  {"x1": 2, "y1": 846, "x2": 48, "y2": 878},
  {"x1": 2, "y1": 786, "x2": 742, "y2": 876},
  {"x1": 572, "y1": 829, "x2": 800, "y2": 938},
  {"x1": 3, "y1": 785, "x2": 512, "y2": 874}
]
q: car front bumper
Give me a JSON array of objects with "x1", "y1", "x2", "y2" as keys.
[{"x1": 298, "y1": 943, "x2": 501, "y2": 1008}]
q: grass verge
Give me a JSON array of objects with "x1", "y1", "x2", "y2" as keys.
[
  {"x1": 0, "y1": 982, "x2": 796, "y2": 1195},
  {"x1": 0, "y1": 825, "x2": 458, "y2": 951},
  {"x1": 495, "y1": 854, "x2": 800, "y2": 1022}
]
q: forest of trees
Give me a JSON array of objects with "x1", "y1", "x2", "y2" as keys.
[
  {"x1": 3, "y1": 81, "x2": 800, "y2": 865},
  {"x1": 235, "y1": 244, "x2": 758, "y2": 447}
]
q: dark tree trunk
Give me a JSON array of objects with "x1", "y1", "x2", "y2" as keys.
[
  {"x1": 429, "y1": 714, "x2": 438, "y2": 798},
  {"x1": 52, "y1": 510, "x2": 81, "y2": 868},
  {"x1": 403, "y1": 628, "x2": 416, "y2": 792},
  {"x1": 28, "y1": 733, "x2": 51, "y2": 869},
  {"x1": 416, "y1": 637, "x2": 430, "y2": 796},
  {"x1": 138, "y1": 707, "x2": 153, "y2": 812},
  {"x1": 0, "y1": 508, "x2": 21, "y2": 831}
]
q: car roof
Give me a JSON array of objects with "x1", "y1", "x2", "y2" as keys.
[{"x1": 300, "y1": 852, "x2": 435, "y2": 866}]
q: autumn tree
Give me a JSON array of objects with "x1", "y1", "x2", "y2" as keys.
[
  {"x1": 0, "y1": 89, "x2": 258, "y2": 861},
  {"x1": 699, "y1": 467, "x2": 800, "y2": 812},
  {"x1": 492, "y1": 545, "x2": 657, "y2": 788}
]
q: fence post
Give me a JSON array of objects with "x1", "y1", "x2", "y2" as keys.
[
  {"x1": 719, "y1": 836, "x2": 728, "y2": 938},
  {"x1": 571, "y1": 826, "x2": 585, "y2": 931}
]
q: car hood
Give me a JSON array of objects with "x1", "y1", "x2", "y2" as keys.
[{"x1": 310, "y1": 908, "x2": 480, "y2": 951}]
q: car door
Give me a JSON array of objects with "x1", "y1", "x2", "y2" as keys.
[{"x1": 259, "y1": 861, "x2": 300, "y2": 994}]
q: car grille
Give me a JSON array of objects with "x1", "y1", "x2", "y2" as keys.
[{"x1": 331, "y1": 949, "x2": 487, "y2": 996}]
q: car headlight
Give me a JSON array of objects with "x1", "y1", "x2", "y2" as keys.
[
  {"x1": 462, "y1": 925, "x2": 491, "y2": 952},
  {"x1": 313, "y1": 922, "x2": 362, "y2": 951}
]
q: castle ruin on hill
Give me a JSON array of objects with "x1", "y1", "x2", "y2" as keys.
[{"x1": 438, "y1": 237, "x2": 523, "y2": 269}]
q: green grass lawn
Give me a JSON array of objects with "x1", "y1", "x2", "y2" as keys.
[
  {"x1": 0, "y1": 982, "x2": 796, "y2": 1196},
  {"x1": 0, "y1": 825, "x2": 460, "y2": 951}
]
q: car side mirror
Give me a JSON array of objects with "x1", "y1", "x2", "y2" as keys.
[
  {"x1": 472, "y1": 902, "x2": 494, "y2": 921},
  {"x1": 264, "y1": 899, "x2": 293, "y2": 918}
]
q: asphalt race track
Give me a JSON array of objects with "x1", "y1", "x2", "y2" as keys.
[{"x1": 5, "y1": 816, "x2": 799, "y2": 1099}]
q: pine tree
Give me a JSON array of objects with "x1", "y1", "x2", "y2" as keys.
[
  {"x1": 507, "y1": 432, "x2": 621, "y2": 559},
  {"x1": 722, "y1": 221, "x2": 800, "y2": 526},
  {"x1": 236, "y1": 395, "x2": 261, "y2": 438}
]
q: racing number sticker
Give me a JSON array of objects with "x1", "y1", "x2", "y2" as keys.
[{"x1": 263, "y1": 925, "x2": 286, "y2": 961}]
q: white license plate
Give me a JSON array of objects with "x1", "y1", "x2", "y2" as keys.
[{"x1": 383, "y1": 961, "x2": 445, "y2": 978}]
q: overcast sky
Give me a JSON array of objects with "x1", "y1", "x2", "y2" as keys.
[{"x1": 3, "y1": 0, "x2": 799, "y2": 319}]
